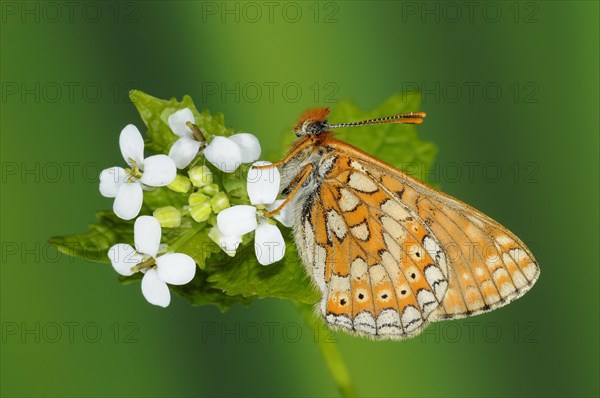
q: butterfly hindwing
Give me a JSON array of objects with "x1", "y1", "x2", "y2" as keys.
[{"x1": 295, "y1": 151, "x2": 450, "y2": 339}]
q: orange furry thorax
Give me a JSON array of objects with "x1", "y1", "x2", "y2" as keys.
[{"x1": 293, "y1": 107, "x2": 330, "y2": 131}]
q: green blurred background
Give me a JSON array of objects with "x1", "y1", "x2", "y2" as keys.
[{"x1": 1, "y1": 1, "x2": 598, "y2": 397}]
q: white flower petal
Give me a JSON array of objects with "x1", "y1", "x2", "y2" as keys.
[
  {"x1": 156, "y1": 253, "x2": 196, "y2": 285},
  {"x1": 267, "y1": 199, "x2": 295, "y2": 228},
  {"x1": 168, "y1": 136, "x2": 202, "y2": 169},
  {"x1": 134, "y1": 216, "x2": 162, "y2": 258},
  {"x1": 247, "y1": 161, "x2": 280, "y2": 205},
  {"x1": 203, "y1": 136, "x2": 242, "y2": 173},
  {"x1": 217, "y1": 205, "x2": 257, "y2": 237},
  {"x1": 107, "y1": 243, "x2": 143, "y2": 276},
  {"x1": 113, "y1": 182, "x2": 143, "y2": 220},
  {"x1": 208, "y1": 226, "x2": 241, "y2": 256},
  {"x1": 99, "y1": 167, "x2": 127, "y2": 198},
  {"x1": 140, "y1": 155, "x2": 177, "y2": 186},
  {"x1": 254, "y1": 222, "x2": 285, "y2": 266},
  {"x1": 228, "y1": 133, "x2": 261, "y2": 163},
  {"x1": 141, "y1": 268, "x2": 170, "y2": 308},
  {"x1": 119, "y1": 124, "x2": 145, "y2": 168},
  {"x1": 168, "y1": 108, "x2": 195, "y2": 138}
]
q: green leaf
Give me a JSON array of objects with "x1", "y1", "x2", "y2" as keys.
[
  {"x1": 129, "y1": 90, "x2": 234, "y2": 154},
  {"x1": 49, "y1": 212, "x2": 135, "y2": 263},
  {"x1": 142, "y1": 186, "x2": 189, "y2": 210},
  {"x1": 206, "y1": 229, "x2": 320, "y2": 305},
  {"x1": 171, "y1": 269, "x2": 252, "y2": 312}
]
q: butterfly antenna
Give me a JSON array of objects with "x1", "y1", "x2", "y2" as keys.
[{"x1": 326, "y1": 112, "x2": 426, "y2": 129}]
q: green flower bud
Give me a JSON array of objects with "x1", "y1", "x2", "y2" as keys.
[
  {"x1": 190, "y1": 202, "x2": 212, "y2": 223},
  {"x1": 201, "y1": 183, "x2": 220, "y2": 196},
  {"x1": 188, "y1": 165, "x2": 213, "y2": 188},
  {"x1": 188, "y1": 192, "x2": 209, "y2": 207},
  {"x1": 153, "y1": 206, "x2": 181, "y2": 228},
  {"x1": 167, "y1": 174, "x2": 192, "y2": 193},
  {"x1": 210, "y1": 191, "x2": 230, "y2": 213}
]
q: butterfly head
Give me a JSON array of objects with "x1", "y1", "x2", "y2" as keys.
[{"x1": 294, "y1": 107, "x2": 331, "y2": 137}]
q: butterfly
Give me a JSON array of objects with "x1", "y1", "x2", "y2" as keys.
[{"x1": 258, "y1": 107, "x2": 539, "y2": 340}]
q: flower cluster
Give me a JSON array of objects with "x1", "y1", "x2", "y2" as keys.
[{"x1": 100, "y1": 107, "x2": 292, "y2": 307}]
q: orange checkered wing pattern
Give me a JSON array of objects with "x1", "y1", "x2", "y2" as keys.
[{"x1": 292, "y1": 138, "x2": 539, "y2": 339}]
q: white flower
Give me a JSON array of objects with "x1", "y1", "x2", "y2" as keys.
[
  {"x1": 107, "y1": 216, "x2": 196, "y2": 308},
  {"x1": 167, "y1": 107, "x2": 261, "y2": 173},
  {"x1": 100, "y1": 125, "x2": 177, "y2": 220},
  {"x1": 167, "y1": 108, "x2": 203, "y2": 169},
  {"x1": 204, "y1": 133, "x2": 262, "y2": 173},
  {"x1": 214, "y1": 161, "x2": 294, "y2": 265}
]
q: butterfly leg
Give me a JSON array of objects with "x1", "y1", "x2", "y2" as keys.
[
  {"x1": 264, "y1": 163, "x2": 313, "y2": 217},
  {"x1": 252, "y1": 138, "x2": 314, "y2": 170}
]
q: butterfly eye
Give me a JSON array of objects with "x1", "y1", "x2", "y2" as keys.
[{"x1": 298, "y1": 120, "x2": 327, "y2": 136}]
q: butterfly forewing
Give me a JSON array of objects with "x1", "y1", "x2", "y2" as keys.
[{"x1": 326, "y1": 140, "x2": 540, "y2": 322}]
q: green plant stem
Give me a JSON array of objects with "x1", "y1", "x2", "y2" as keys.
[{"x1": 296, "y1": 302, "x2": 357, "y2": 398}]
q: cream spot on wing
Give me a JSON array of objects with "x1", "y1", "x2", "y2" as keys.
[
  {"x1": 376, "y1": 309, "x2": 402, "y2": 336},
  {"x1": 350, "y1": 257, "x2": 368, "y2": 279},
  {"x1": 401, "y1": 306, "x2": 422, "y2": 333},
  {"x1": 326, "y1": 314, "x2": 353, "y2": 330},
  {"x1": 480, "y1": 280, "x2": 501, "y2": 303},
  {"x1": 353, "y1": 312, "x2": 376, "y2": 335},
  {"x1": 522, "y1": 262, "x2": 538, "y2": 280},
  {"x1": 492, "y1": 267, "x2": 510, "y2": 281},
  {"x1": 351, "y1": 222, "x2": 370, "y2": 241},
  {"x1": 423, "y1": 236, "x2": 448, "y2": 275},
  {"x1": 383, "y1": 233, "x2": 401, "y2": 259},
  {"x1": 424, "y1": 265, "x2": 447, "y2": 300},
  {"x1": 329, "y1": 275, "x2": 350, "y2": 292},
  {"x1": 416, "y1": 289, "x2": 437, "y2": 316},
  {"x1": 313, "y1": 245, "x2": 327, "y2": 294},
  {"x1": 348, "y1": 172, "x2": 378, "y2": 193},
  {"x1": 326, "y1": 209, "x2": 347, "y2": 241},
  {"x1": 509, "y1": 248, "x2": 528, "y2": 264},
  {"x1": 496, "y1": 234, "x2": 513, "y2": 246},
  {"x1": 350, "y1": 160, "x2": 366, "y2": 172},
  {"x1": 381, "y1": 199, "x2": 410, "y2": 219},
  {"x1": 380, "y1": 251, "x2": 402, "y2": 283},
  {"x1": 381, "y1": 216, "x2": 405, "y2": 240},
  {"x1": 475, "y1": 267, "x2": 486, "y2": 277},
  {"x1": 511, "y1": 270, "x2": 528, "y2": 289},
  {"x1": 368, "y1": 264, "x2": 387, "y2": 285},
  {"x1": 339, "y1": 188, "x2": 360, "y2": 212},
  {"x1": 499, "y1": 282, "x2": 516, "y2": 297}
]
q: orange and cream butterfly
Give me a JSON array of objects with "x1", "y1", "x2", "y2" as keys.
[{"x1": 258, "y1": 107, "x2": 539, "y2": 340}]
